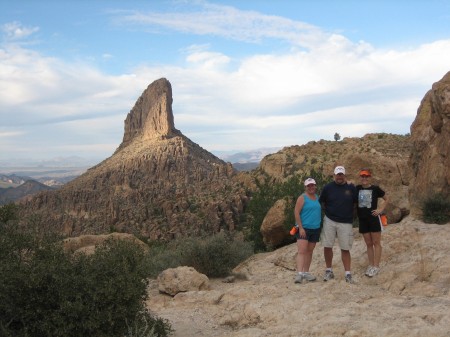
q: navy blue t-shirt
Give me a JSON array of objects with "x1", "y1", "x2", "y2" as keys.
[{"x1": 319, "y1": 182, "x2": 357, "y2": 224}]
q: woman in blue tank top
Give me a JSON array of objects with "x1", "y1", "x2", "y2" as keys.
[{"x1": 293, "y1": 178, "x2": 322, "y2": 284}]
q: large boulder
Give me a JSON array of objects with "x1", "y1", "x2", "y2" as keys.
[
  {"x1": 260, "y1": 199, "x2": 290, "y2": 248},
  {"x1": 157, "y1": 266, "x2": 210, "y2": 296}
]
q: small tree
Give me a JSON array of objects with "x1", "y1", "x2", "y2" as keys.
[{"x1": 334, "y1": 132, "x2": 341, "y2": 141}]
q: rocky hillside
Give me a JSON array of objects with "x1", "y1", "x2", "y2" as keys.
[
  {"x1": 249, "y1": 133, "x2": 411, "y2": 224},
  {"x1": 19, "y1": 79, "x2": 248, "y2": 239}
]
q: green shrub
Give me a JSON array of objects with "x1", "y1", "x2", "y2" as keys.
[
  {"x1": 179, "y1": 232, "x2": 253, "y2": 277},
  {"x1": 0, "y1": 224, "x2": 172, "y2": 337},
  {"x1": 145, "y1": 232, "x2": 253, "y2": 278},
  {"x1": 422, "y1": 194, "x2": 450, "y2": 224}
]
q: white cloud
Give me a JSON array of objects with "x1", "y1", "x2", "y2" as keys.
[
  {"x1": 115, "y1": 1, "x2": 339, "y2": 56},
  {"x1": 1, "y1": 21, "x2": 39, "y2": 40}
]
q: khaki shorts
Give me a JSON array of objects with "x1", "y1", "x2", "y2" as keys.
[{"x1": 321, "y1": 216, "x2": 354, "y2": 250}]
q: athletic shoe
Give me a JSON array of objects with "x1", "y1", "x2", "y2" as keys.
[
  {"x1": 294, "y1": 274, "x2": 303, "y2": 284},
  {"x1": 345, "y1": 274, "x2": 354, "y2": 284},
  {"x1": 365, "y1": 266, "x2": 374, "y2": 276},
  {"x1": 323, "y1": 270, "x2": 334, "y2": 281},
  {"x1": 302, "y1": 272, "x2": 316, "y2": 282},
  {"x1": 368, "y1": 267, "x2": 380, "y2": 277}
]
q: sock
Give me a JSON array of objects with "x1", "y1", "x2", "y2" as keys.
[
  {"x1": 345, "y1": 271, "x2": 351, "y2": 276},
  {"x1": 326, "y1": 268, "x2": 332, "y2": 272}
]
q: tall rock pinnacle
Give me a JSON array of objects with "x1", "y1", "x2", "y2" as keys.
[
  {"x1": 118, "y1": 78, "x2": 180, "y2": 151},
  {"x1": 19, "y1": 78, "x2": 244, "y2": 240}
]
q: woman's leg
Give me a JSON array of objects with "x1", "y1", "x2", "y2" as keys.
[
  {"x1": 296, "y1": 239, "x2": 308, "y2": 272},
  {"x1": 363, "y1": 232, "x2": 374, "y2": 266},
  {"x1": 303, "y1": 242, "x2": 317, "y2": 272},
  {"x1": 371, "y1": 231, "x2": 382, "y2": 267}
]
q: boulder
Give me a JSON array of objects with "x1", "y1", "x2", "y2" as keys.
[
  {"x1": 260, "y1": 199, "x2": 290, "y2": 248},
  {"x1": 157, "y1": 266, "x2": 210, "y2": 296}
]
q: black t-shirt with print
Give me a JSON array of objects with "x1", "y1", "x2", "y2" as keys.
[{"x1": 356, "y1": 185, "x2": 385, "y2": 225}]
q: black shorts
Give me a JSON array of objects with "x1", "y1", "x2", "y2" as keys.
[
  {"x1": 296, "y1": 227, "x2": 321, "y2": 242},
  {"x1": 359, "y1": 219, "x2": 381, "y2": 233}
]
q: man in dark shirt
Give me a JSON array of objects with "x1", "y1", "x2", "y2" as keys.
[{"x1": 319, "y1": 166, "x2": 357, "y2": 283}]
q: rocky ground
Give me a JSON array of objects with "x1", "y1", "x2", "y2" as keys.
[{"x1": 147, "y1": 217, "x2": 450, "y2": 337}]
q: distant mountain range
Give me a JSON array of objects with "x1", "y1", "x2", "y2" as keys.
[
  {"x1": 0, "y1": 179, "x2": 55, "y2": 205},
  {"x1": 219, "y1": 147, "x2": 280, "y2": 164}
]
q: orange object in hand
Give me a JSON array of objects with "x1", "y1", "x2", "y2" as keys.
[{"x1": 290, "y1": 225, "x2": 298, "y2": 235}]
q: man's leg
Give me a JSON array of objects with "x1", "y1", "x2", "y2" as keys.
[
  {"x1": 341, "y1": 249, "x2": 351, "y2": 271},
  {"x1": 324, "y1": 247, "x2": 333, "y2": 268}
]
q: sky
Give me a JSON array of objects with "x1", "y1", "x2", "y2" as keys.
[{"x1": 1, "y1": 0, "x2": 450, "y2": 166}]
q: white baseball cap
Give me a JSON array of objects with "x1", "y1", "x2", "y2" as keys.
[
  {"x1": 334, "y1": 166, "x2": 346, "y2": 175},
  {"x1": 304, "y1": 178, "x2": 316, "y2": 186}
]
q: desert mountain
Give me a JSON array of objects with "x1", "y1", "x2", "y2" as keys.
[
  {"x1": 19, "y1": 78, "x2": 247, "y2": 239},
  {"x1": 0, "y1": 180, "x2": 55, "y2": 206}
]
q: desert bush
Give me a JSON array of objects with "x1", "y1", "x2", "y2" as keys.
[
  {"x1": 145, "y1": 232, "x2": 253, "y2": 278},
  {"x1": 422, "y1": 194, "x2": 450, "y2": 224},
  {"x1": 0, "y1": 224, "x2": 172, "y2": 337}
]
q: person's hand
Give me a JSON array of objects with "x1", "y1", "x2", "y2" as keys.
[
  {"x1": 372, "y1": 209, "x2": 382, "y2": 216},
  {"x1": 299, "y1": 228, "x2": 306, "y2": 238}
]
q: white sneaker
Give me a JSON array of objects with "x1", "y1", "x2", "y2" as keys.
[
  {"x1": 365, "y1": 266, "x2": 374, "y2": 276},
  {"x1": 368, "y1": 267, "x2": 380, "y2": 277},
  {"x1": 345, "y1": 274, "x2": 355, "y2": 284},
  {"x1": 323, "y1": 270, "x2": 335, "y2": 281},
  {"x1": 294, "y1": 273, "x2": 303, "y2": 284},
  {"x1": 302, "y1": 272, "x2": 316, "y2": 282}
]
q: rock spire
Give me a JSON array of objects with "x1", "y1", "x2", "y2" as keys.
[{"x1": 118, "y1": 78, "x2": 180, "y2": 151}]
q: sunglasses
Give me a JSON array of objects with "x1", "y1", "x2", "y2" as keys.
[{"x1": 360, "y1": 175, "x2": 371, "y2": 178}]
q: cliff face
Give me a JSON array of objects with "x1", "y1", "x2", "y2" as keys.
[
  {"x1": 409, "y1": 71, "x2": 450, "y2": 216},
  {"x1": 21, "y1": 79, "x2": 247, "y2": 240}
]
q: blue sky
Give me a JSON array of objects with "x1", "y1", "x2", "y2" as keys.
[{"x1": 1, "y1": 0, "x2": 450, "y2": 165}]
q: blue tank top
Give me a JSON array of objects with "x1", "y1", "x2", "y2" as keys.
[{"x1": 300, "y1": 193, "x2": 321, "y2": 229}]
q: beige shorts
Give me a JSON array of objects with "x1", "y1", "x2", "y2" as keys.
[{"x1": 321, "y1": 216, "x2": 354, "y2": 250}]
